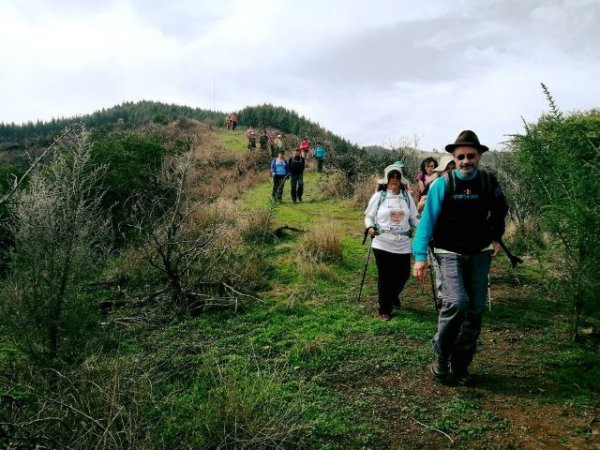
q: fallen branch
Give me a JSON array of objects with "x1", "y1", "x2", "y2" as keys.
[
  {"x1": 411, "y1": 416, "x2": 454, "y2": 444},
  {"x1": 222, "y1": 282, "x2": 262, "y2": 302}
]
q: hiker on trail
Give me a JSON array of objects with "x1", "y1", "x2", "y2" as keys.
[
  {"x1": 416, "y1": 157, "x2": 438, "y2": 199},
  {"x1": 417, "y1": 155, "x2": 456, "y2": 213},
  {"x1": 299, "y1": 137, "x2": 310, "y2": 159},
  {"x1": 246, "y1": 129, "x2": 257, "y2": 150},
  {"x1": 259, "y1": 129, "x2": 269, "y2": 151},
  {"x1": 288, "y1": 148, "x2": 306, "y2": 203},
  {"x1": 268, "y1": 133, "x2": 277, "y2": 156},
  {"x1": 412, "y1": 130, "x2": 508, "y2": 386},
  {"x1": 313, "y1": 142, "x2": 327, "y2": 173},
  {"x1": 416, "y1": 154, "x2": 457, "y2": 309},
  {"x1": 228, "y1": 112, "x2": 238, "y2": 130},
  {"x1": 271, "y1": 149, "x2": 289, "y2": 202},
  {"x1": 273, "y1": 134, "x2": 284, "y2": 157},
  {"x1": 364, "y1": 162, "x2": 419, "y2": 321}
]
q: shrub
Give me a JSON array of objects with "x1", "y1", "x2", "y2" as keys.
[
  {"x1": 196, "y1": 355, "x2": 309, "y2": 449},
  {"x1": 238, "y1": 201, "x2": 278, "y2": 245},
  {"x1": 297, "y1": 225, "x2": 343, "y2": 264},
  {"x1": 0, "y1": 132, "x2": 110, "y2": 362},
  {"x1": 1, "y1": 354, "x2": 156, "y2": 449},
  {"x1": 89, "y1": 129, "x2": 171, "y2": 243},
  {"x1": 509, "y1": 85, "x2": 600, "y2": 338},
  {"x1": 314, "y1": 171, "x2": 352, "y2": 200},
  {"x1": 352, "y1": 176, "x2": 379, "y2": 210}
]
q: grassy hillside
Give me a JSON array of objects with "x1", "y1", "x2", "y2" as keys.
[{"x1": 1, "y1": 124, "x2": 599, "y2": 449}]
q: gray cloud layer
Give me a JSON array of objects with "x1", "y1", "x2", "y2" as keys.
[{"x1": 1, "y1": 0, "x2": 599, "y2": 150}]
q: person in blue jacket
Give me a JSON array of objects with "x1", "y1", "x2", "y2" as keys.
[
  {"x1": 270, "y1": 149, "x2": 289, "y2": 202},
  {"x1": 412, "y1": 130, "x2": 508, "y2": 386},
  {"x1": 313, "y1": 142, "x2": 327, "y2": 173}
]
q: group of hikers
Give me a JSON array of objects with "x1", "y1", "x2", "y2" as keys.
[
  {"x1": 223, "y1": 113, "x2": 329, "y2": 204},
  {"x1": 229, "y1": 122, "x2": 508, "y2": 387},
  {"x1": 364, "y1": 130, "x2": 509, "y2": 387},
  {"x1": 223, "y1": 114, "x2": 329, "y2": 203},
  {"x1": 268, "y1": 136, "x2": 327, "y2": 203}
]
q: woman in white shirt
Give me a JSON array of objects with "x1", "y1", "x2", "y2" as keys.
[{"x1": 364, "y1": 162, "x2": 419, "y2": 320}]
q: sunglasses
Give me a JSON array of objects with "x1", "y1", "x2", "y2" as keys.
[{"x1": 456, "y1": 153, "x2": 478, "y2": 161}]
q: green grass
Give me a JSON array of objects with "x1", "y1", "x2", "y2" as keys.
[
  {"x1": 5, "y1": 128, "x2": 599, "y2": 449},
  {"x1": 216, "y1": 128, "x2": 253, "y2": 154}
]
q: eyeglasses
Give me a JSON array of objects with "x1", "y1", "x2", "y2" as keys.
[
  {"x1": 456, "y1": 153, "x2": 478, "y2": 161},
  {"x1": 388, "y1": 173, "x2": 402, "y2": 180}
]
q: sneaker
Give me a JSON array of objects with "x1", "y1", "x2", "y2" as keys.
[{"x1": 379, "y1": 313, "x2": 391, "y2": 321}]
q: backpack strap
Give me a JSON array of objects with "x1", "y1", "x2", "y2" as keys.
[
  {"x1": 443, "y1": 171, "x2": 457, "y2": 201},
  {"x1": 478, "y1": 170, "x2": 495, "y2": 204},
  {"x1": 372, "y1": 190, "x2": 387, "y2": 228}
]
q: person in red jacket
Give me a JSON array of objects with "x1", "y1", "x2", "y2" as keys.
[
  {"x1": 228, "y1": 112, "x2": 238, "y2": 130},
  {"x1": 299, "y1": 137, "x2": 310, "y2": 159}
]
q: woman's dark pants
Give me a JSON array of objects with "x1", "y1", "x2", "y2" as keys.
[
  {"x1": 272, "y1": 175, "x2": 286, "y2": 201},
  {"x1": 372, "y1": 249, "x2": 411, "y2": 315}
]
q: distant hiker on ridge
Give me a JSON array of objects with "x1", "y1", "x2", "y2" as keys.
[
  {"x1": 259, "y1": 129, "x2": 269, "y2": 151},
  {"x1": 228, "y1": 112, "x2": 238, "y2": 130},
  {"x1": 273, "y1": 134, "x2": 284, "y2": 157},
  {"x1": 288, "y1": 148, "x2": 306, "y2": 203},
  {"x1": 299, "y1": 136, "x2": 310, "y2": 159},
  {"x1": 246, "y1": 129, "x2": 257, "y2": 150},
  {"x1": 412, "y1": 130, "x2": 508, "y2": 386},
  {"x1": 313, "y1": 141, "x2": 327, "y2": 173},
  {"x1": 268, "y1": 132, "x2": 277, "y2": 157}
]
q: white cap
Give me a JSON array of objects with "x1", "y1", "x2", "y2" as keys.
[{"x1": 434, "y1": 155, "x2": 455, "y2": 172}]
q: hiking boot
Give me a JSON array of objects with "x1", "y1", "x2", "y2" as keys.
[
  {"x1": 379, "y1": 313, "x2": 391, "y2": 321},
  {"x1": 430, "y1": 357, "x2": 449, "y2": 380},
  {"x1": 452, "y1": 368, "x2": 474, "y2": 386}
]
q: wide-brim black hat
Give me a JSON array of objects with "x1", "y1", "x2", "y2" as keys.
[{"x1": 445, "y1": 130, "x2": 489, "y2": 153}]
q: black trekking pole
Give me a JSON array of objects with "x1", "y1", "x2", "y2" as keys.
[
  {"x1": 498, "y1": 238, "x2": 523, "y2": 268},
  {"x1": 357, "y1": 229, "x2": 374, "y2": 303}
]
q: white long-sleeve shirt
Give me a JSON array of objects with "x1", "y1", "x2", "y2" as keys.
[{"x1": 364, "y1": 190, "x2": 420, "y2": 254}]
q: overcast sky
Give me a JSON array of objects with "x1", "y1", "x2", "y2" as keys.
[{"x1": 1, "y1": 0, "x2": 599, "y2": 150}]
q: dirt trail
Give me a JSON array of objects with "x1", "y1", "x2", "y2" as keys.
[{"x1": 373, "y1": 276, "x2": 600, "y2": 449}]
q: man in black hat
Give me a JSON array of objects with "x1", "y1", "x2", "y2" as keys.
[{"x1": 412, "y1": 130, "x2": 508, "y2": 385}]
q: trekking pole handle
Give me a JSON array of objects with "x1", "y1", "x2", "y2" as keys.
[
  {"x1": 362, "y1": 226, "x2": 378, "y2": 245},
  {"x1": 498, "y1": 238, "x2": 523, "y2": 268}
]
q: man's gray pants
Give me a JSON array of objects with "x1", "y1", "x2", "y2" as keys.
[{"x1": 433, "y1": 251, "x2": 492, "y2": 371}]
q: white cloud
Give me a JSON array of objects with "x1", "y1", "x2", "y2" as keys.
[{"x1": 1, "y1": 0, "x2": 599, "y2": 151}]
